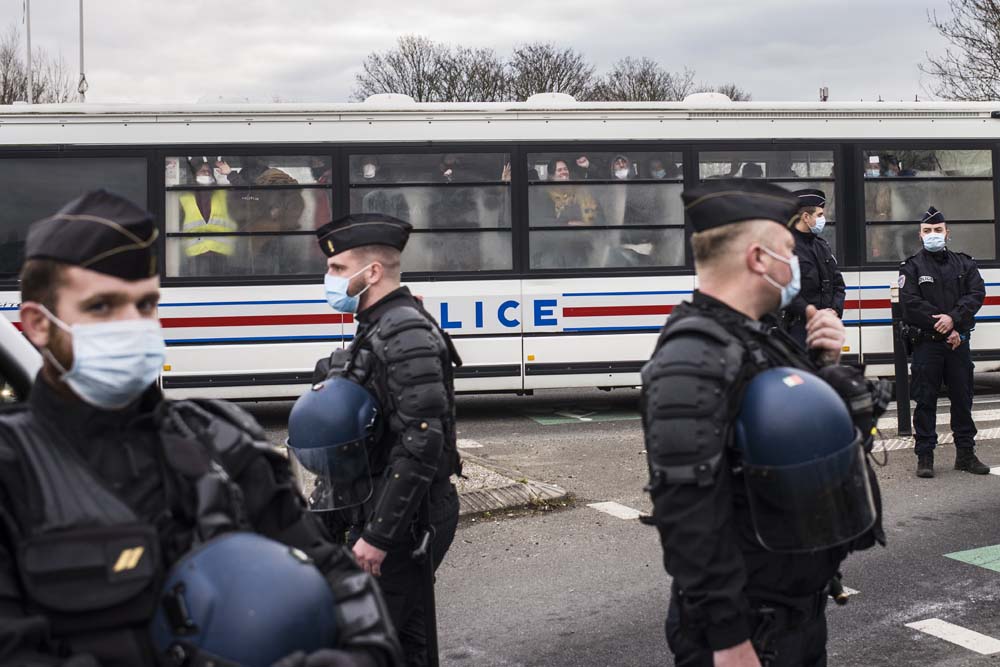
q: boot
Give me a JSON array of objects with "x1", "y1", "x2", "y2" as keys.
[
  {"x1": 955, "y1": 448, "x2": 990, "y2": 475},
  {"x1": 916, "y1": 453, "x2": 935, "y2": 478}
]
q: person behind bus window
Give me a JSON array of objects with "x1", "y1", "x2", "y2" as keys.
[
  {"x1": 740, "y1": 162, "x2": 764, "y2": 179},
  {"x1": 230, "y1": 168, "x2": 305, "y2": 275},
  {"x1": 532, "y1": 159, "x2": 604, "y2": 226},
  {"x1": 648, "y1": 158, "x2": 681, "y2": 180},
  {"x1": 215, "y1": 156, "x2": 270, "y2": 186},
  {"x1": 179, "y1": 157, "x2": 238, "y2": 276},
  {"x1": 610, "y1": 154, "x2": 636, "y2": 181},
  {"x1": 311, "y1": 156, "x2": 332, "y2": 229},
  {"x1": 571, "y1": 154, "x2": 600, "y2": 180}
]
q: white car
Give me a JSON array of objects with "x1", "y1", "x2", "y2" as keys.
[{"x1": 0, "y1": 316, "x2": 41, "y2": 402}]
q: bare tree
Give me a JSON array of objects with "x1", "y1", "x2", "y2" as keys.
[
  {"x1": 353, "y1": 34, "x2": 451, "y2": 102},
  {"x1": 588, "y1": 57, "x2": 697, "y2": 101},
  {"x1": 713, "y1": 82, "x2": 752, "y2": 101},
  {"x1": 436, "y1": 47, "x2": 508, "y2": 102},
  {"x1": 0, "y1": 24, "x2": 74, "y2": 104},
  {"x1": 506, "y1": 43, "x2": 595, "y2": 100},
  {"x1": 920, "y1": 0, "x2": 1000, "y2": 100}
]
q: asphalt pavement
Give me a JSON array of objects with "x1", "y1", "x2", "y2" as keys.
[{"x1": 249, "y1": 389, "x2": 1000, "y2": 667}]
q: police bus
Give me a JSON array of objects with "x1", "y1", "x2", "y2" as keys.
[{"x1": 1, "y1": 94, "x2": 999, "y2": 399}]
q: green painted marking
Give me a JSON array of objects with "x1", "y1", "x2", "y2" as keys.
[
  {"x1": 945, "y1": 544, "x2": 1000, "y2": 573},
  {"x1": 523, "y1": 407, "x2": 641, "y2": 426}
]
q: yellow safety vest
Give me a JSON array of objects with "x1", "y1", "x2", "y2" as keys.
[{"x1": 180, "y1": 191, "x2": 237, "y2": 257}]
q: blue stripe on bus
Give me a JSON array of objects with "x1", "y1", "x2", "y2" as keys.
[
  {"x1": 165, "y1": 335, "x2": 348, "y2": 344},
  {"x1": 160, "y1": 299, "x2": 327, "y2": 307},
  {"x1": 562, "y1": 326, "x2": 663, "y2": 333},
  {"x1": 561, "y1": 290, "x2": 691, "y2": 297}
]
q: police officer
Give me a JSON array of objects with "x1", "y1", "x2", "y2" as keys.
[
  {"x1": 642, "y1": 180, "x2": 886, "y2": 667},
  {"x1": 314, "y1": 214, "x2": 462, "y2": 667},
  {"x1": 899, "y1": 206, "x2": 987, "y2": 478},
  {"x1": 0, "y1": 191, "x2": 400, "y2": 667},
  {"x1": 782, "y1": 189, "x2": 845, "y2": 347}
]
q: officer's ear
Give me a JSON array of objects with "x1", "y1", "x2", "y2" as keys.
[
  {"x1": 746, "y1": 243, "x2": 768, "y2": 276},
  {"x1": 367, "y1": 261, "x2": 384, "y2": 286},
  {"x1": 19, "y1": 301, "x2": 54, "y2": 349}
]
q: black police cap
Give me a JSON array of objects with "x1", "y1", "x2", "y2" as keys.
[
  {"x1": 921, "y1": 206, "x2": 945, "y2": 224},
  {"x1": 25, "y1": 190, "x2": 159, "y2": 280},
  {"x1": 793, "y1": 188, "x2": 826, "y2": 210},
  {"x1": 682, "y1": 179, "x2": 800, "y2": 232},
  {"x1": 316, "y1": 214, "x2": 412, "y2": 258}
]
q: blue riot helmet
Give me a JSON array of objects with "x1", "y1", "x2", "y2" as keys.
[
  {"x1": 735, "y1": 367, "x2": 877, "y2": 553},
  {"x1": 150, "y1": 532, "x2": 337, "y2": 667},
  {"x1": 287, "y1": 376, "x2": 378, "y2": 511}
]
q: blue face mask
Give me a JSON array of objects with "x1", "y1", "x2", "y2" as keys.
[
  {"x1": 809, "y1": 215, "x2": 827, "y2": 235},
  {"x1": 922, "y1": 233, "x2": 946, "y2": 252},
  {"x1": 651, "y1": 169, "x2": 667, "y2": 179},
  {"x1": 760, "y1": 246, "x2": 801, "y2": 309},
  {"x1": 40, "y1": 307, "x2": 166, "y2": 410},
  {"x1": 324, "y1": 264, "x2": 373, "y2": 313}
]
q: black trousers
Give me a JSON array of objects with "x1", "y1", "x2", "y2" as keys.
[
  {"x1": 911, "y1": 340, "x2": 976, "y2": 454},
  {"x1": 375, "y1": 484, "x2": 459, "y2": 667},
  {"x1": 665, "y1": 595, "x2": 828, "y2": 667}
]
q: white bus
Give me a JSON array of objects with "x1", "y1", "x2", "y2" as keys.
[{"x1": 1, "y1": 95, "x2": 999, "y2": 399}]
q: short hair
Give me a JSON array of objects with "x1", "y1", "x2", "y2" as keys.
[
  {"x1": 19, "y1": 259, "x2": 67, "y2": 312},
  {"x1": 800, "y1": 206, "x2": 820, "y2": 216},
  {"x1": 359, "y1": 245, "x2": 402, "y2": 277},
  {"x1": 691, "y1": 220, "x2": 773, "y2": 268}
]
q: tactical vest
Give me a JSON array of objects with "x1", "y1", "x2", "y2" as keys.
[{"x1": 1, "y1": 399, "x2": 253, "y2": 660}]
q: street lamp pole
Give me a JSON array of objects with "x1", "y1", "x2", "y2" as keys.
[
  {"x1": 25, "y1": 0, "x2": 32, "y2": 103},
  {"x1": 77, "y1": 0, "x2": 88, "y2": 102}
]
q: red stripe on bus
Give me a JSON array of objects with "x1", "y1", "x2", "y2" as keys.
[
  {"x1": 160, "y1": 313, "x2": 352, "y2": 328},
  {"x1": 563, "y1": 305, "x2": 673, "y2": 318},
  {"x1": 845, "y1": 299, "x2": 891, "y2": 310}
]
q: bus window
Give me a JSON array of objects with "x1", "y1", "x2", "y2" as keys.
[
  {"x1": 0, "y1": 157, "x2": 147, "y2": 279},
  {"x1": 349, "y1": 152, "x2": 512, "y2": 273},
  {"x1": 698, "y1": 150, "x2": 837, "y2": 252},
  {"x1": 863, "y1": 149, "x2": 994, "y2": 262},
  {"x1": 527, "y1": 151, "x2": 684, "y2": 269},
  {"x1": 165, "y1": 156, "x2": 332, "y2": 278}
]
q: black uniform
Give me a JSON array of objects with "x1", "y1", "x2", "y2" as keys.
[
  {"x1": 643, "y1": 293, "x2": 884, "y2": 666},
  {"x1": 319, "y1": 287, "x2": 462, "y2": 666},
  {"x1": 784, "y1": 228, "x2": 845, "y2": 346},
  {"x1": 899, "y1": 247, "x2": 985, "y2": 454}
]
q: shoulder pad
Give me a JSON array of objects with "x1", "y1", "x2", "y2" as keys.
[
  {"x1": 660, "y1": 314, "x2": 735, "y2": 347},
  {"x1": 190, "y1": 398, "x2": 267, "y2": 441},
  {"x1": 956, "y1": 251, "x2": 975, "y2": 261},
  {"x1": 375, "y1": 305, "x2": 434, "y2": 339}
]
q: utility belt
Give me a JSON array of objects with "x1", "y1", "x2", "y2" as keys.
[
  {"x1": 900, "y1": 323, "x2": 970, "y2": 348},
  {"x1": 746, "y1": 588, "x2": 828, "y2": 632}
]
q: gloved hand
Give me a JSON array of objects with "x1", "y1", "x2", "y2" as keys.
[{"x1": 272, "y1": 649, "x2": 377, "y2": 667}]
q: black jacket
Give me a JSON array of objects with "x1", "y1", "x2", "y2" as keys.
[
  {"x1": 899, "y1": 248, "x2": 985, "y2": 335},
  {"x1": 0, "y1": 378, "x2": 398, "y2": 666},
  {"x1": 642, "y1": 292, "x2": 878, "y2": 651},
  {"x1": 786, "y1": 228, "x2": 845, "y2": 318}
]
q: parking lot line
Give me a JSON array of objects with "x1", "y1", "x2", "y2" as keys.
[
  {"x1": 905, "y1": 618, "x2": 1000, "y2": 655},
  {"x1": 944, "y1": 544, "x2": 1000, "y2": 573},
  {"x1": 587, "y1": 501, "x2": 646, "y2": 520}
]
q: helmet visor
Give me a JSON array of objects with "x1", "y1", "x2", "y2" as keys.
[
  {"x1": 287, "y1": 439, "x2": 373, "y2": 511},
  {"x1": 743, "y1": 434, "x2": 876, "y2": 553}
]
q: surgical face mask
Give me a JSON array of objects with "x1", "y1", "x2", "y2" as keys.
[
  {"x1": 865, "y1": 169, "x2": 881, "y2": 178},
  {"x1": 195, "y1": 174, "x2": 214, "y2": 185},
  {"x1": 651, "y1": 169, "x2": 667, "y2": 179},
  {"x1": 40, "y1": 307, "x2": 165, "y2": 410},
  {"x1": 362, "y1": 164, "x2": 377, "y2": 179},
  {"x1": 614, "y1": 168, "x2": 630, "y2": 180},
  {"x1": 759, "y1": 246, "x2": 801, "y2": 309},
  {"x1": 922, "y1": 232, "x2": 946, "y2": 252},
  {"x1": 809, "y1": 215, "x2": 827, "y2": 235},
  {"x1": 324, "y1": 264, "x2": 373, "y2": 313}
]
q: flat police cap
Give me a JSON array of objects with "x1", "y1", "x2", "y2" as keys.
[
  {"x1": 682, "y1": 179, "x2": 800, "y2": 232},
  {"x1": 921, "y1": 206, "x2": 945, "y2": 224},
  {"x1": 316, "y1": 213, "x2": 412, "y2": 258},
  {"x1": 25, "y1": 190, "x2": 159, "y2": 280},
  {"x1": 793, "y1": 188, "x2": 827, "y2": 210}
]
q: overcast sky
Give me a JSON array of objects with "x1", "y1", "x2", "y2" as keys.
[{"x1": 3, "y1": 0, "x2": 954, "y2": 104}]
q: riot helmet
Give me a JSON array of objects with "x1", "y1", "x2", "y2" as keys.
[
  {"x1": 287, "y1": 376, "x2": 378, "y2": 511},
  {"x1": 150, "y1": 532, "x2": 338, "y2": 667},
  {"x1": 735, "y1": 367, "x2": 877, "y2": 553}
]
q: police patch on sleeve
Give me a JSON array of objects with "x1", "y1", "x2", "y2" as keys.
[{"x1": 898, "y1": 275, "x2": 905, "y2": 288}]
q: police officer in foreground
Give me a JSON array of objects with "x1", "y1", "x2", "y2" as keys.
[
  {"x1": 313, "y1": 214, "x2": 462, "y2": 667},
  {"x1": 899, "y1": 206, "x2": 987, "y2": 478},
  {"x1": 781, "y1": 189, "x2": 845, "y2": 347},
  {"x1": 0, "y1": 191, "x2": 400, "y2": 666},
  {"x1": 642, "y1": 180, "x2": 887, "y2": 666}
]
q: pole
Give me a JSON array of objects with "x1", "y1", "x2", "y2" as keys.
[
  {"x1": 77, "y1": 0, "x2": 87, "y2": 102},
  {"x1": 890, "y1": 285, "x2": 912, "y2": 435},
  {"x1": 25, "y1": 0, "x2": 31, "y2": 104}
]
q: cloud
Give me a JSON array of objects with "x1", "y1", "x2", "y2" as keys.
[{"x1": 6, "y1": 0, "x2": 953, "y2": 103}]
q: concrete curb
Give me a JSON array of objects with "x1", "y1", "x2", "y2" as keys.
[{"x1": 459, "y1": 479, "x2": 568, "y2": 517}]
